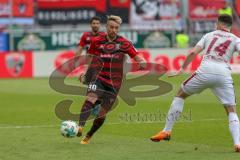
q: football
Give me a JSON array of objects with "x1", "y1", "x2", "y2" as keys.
[{"x1": 60, "y1": 120, "x2": 78, "y2": 138}]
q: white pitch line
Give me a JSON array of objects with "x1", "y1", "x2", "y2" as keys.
[
  {"x1": 0, "y1": 125, "x2": 56, "y2": 129},
  {"x1": 0, "y1": 118, "x2": 226, "y2": 129}
]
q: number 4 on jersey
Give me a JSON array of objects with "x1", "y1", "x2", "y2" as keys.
[{"x1": 207, "y1": 37, "x2": 232, "y2": 56}]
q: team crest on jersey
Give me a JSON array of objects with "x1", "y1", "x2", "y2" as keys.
[
  {"x1": 104, "y1": 42, "x2": 117, "y2": 53},
  {"x1": 5, "y1": 53, "x2": 25, "y2": 76}
]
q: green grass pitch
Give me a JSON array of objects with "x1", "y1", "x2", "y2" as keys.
[{"x1": 0, "y1": 75, "x2": 240, "y2": 160}]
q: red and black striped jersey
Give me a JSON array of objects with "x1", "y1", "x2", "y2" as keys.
[
  {"x1": 88, "y1": 34, "x2": 138, "y2": 88},
  {"x1": 78, "y1": 31, "x2": 106, "y2": 49}
]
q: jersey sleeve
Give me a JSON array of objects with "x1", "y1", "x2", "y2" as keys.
[
  {"x1": 126, "y1": 41, "x2": 138, "y2": 58},
  {"x1": 196, "y1": 34, "x2": 207, "y2": 49},
  {"x1": 79, "y1": 33, "x2": 87, "y2": 47},
  {"x1": 235, "y1": 38, "x2": 240, "y2": 52}
]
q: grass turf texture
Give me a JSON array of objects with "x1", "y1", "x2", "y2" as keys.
[{"x1": 0, "y1": 75, "x2": 240, "y2": 160}]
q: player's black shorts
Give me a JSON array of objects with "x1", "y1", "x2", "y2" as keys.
[
  {"x1": 83, "y1": 67, "x2": 97, "y2": 85},
  {"x1": 87, "y1": 79, "x2": 119, "y2": 109}
]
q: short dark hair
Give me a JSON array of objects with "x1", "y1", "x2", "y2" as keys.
[
  {"x1": 218, "y1": 14, "x2": 233, "y2": 27},
  {"x1": 90, "y1": 16, "x2": 101, "y2": 24}
]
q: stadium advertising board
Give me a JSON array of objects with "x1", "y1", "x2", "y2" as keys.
[
  {"x1": 12, "y1": 30, "x2": 172, "y2": 51},
  {"x1": 130, "y1": 0, "x2": 183, "y2": 30},
  {"x1": 188, "y1": 0, "x2": 225, "y2": 37},
  {"x1": 0, "y1": 51, "x2": 33, "y2": 78},
  {"x1": 137, "y1": 31, "x2": 172, "y2": 48},
  {"x1": 189, "y1": 0, "x2": 225, "y2": 20},
  {"x1": 1, "y1": 49, "x2": 240, "y2": 79},
  {"x1": 237, "y1": 0, "x2": 240, "y2": 16},
  {"x1": 33, "y1": 49, "x2": 240, "y2": 77},
  {"x1": 36, "y1": 0, "x2": 130, "y2": 25},
  {"x1": 189, "y1": 20, "x2": 216, "y2": 33},
  {"x1": 0, "y1": 0, "x2": 34, "y2": 25}
]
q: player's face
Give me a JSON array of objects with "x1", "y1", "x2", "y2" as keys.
[
  {"x1": 91, "y1": 20, "x2": 101, "y2": 33},
  {"x1": 106, "y1": 20, "x2": 120, "y2": 39}
]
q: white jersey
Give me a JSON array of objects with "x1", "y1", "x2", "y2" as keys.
[{"x1": 196, "y1": 30, "x2": 240, "y2": 76}]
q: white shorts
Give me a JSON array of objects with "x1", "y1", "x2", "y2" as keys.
[{"x1": 181, "y1": 73, "x2": 236, "y2": 106}]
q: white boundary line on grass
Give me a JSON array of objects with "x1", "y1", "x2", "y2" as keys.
[
  {"x1": 0, "y1": 125, "x2": 56, "y2": 129},
  {"x1": 0, "y1": 118, "x2": 226, "y2": 129}
]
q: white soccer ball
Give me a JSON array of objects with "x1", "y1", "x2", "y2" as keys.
[{"x1": 60, "y1": 120, "x2": 78, "y2": 138}]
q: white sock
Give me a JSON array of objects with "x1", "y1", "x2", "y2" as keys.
[
  {"x1": 228, "y1": 112, "x2": 240, "y2": 145},
  {"x1": 163, "y1": 97, "x2": 184, "y2": 132}
]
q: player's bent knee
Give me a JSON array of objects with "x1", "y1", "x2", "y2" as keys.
[
  {"x1": 86, "y1": 97, "x2": 98, "y2": 104},
  {"x1": 86, "y1": 94, "x2": 98, "y2": 104},
  {"x1": 224, "y1": 105, "x2": 237, "y2": 114},
  {"x1": 176, "y1": 88, "x2": 190, "y2": 99}
]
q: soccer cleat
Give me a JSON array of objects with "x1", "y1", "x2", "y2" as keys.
[
  {"x1": 80, "y1": 135, "x2": 91, "y2": 144},
  {"x1": 76, "y1": 126, "x2": 83, "y2": 137},
  {"x1": 150, "y1": 131, "x2": 171, "y2": 142},
  {"x1": 234, "y1": 144, "x2": 240, "y2": 152}
]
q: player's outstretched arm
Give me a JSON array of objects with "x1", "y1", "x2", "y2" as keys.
[
  {"x1": 168, "y1": 46, "x2": 203, "y2": 77},
  {"x1": 133, "y1": 55, "x2": 147, "y2": 70}
]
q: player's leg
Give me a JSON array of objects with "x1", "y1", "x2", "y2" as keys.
[
  {"x1": 91, "y1": 100, "x2": 102, "y2": 117},
  {"x1": 77, "y1": 80, "x2": 104, "y2": 137},
  {"x1": 78, "y1": 92, "x2": 98, "y2": 126},
  {"x1": 211, "y1": 77, "x2": 240, "y2": 152},
  {"x1": 80, "y1": 107, "x2": 109, "y2": 144},
  {"x1": 224, "y1": 106, "x2": 240, "y2": 152},
  {"x1": 150, "y1": 88, "x2": 189, "y2": 141},
  {"x1": 151, "y1": 73, "x2": 207, "y2": 142},
  {"x1": 163, "y1": 89, "x2": 189, "y2": 131},
  {"x1": 81, "y1": 88, "x2": 118, "y2": 144},
  {"x1": 82, "y1": 67, "x2": 102, "y2": 120},
  {"x1": 77, "y1": 92, "x2": 98, "y2": 137}
]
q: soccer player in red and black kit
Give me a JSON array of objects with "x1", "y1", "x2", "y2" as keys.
[
  {"x1": 75, "y1": 16, "x2": 105, "y2": 83},
  {"x1": 76, "y1": 16, "x2": 105, "y2": 57},
  {"x1": 75, "y1": 16, "x2": 106, "y2": 116},
  {"x1": 77, "y1": 15, "x2": 146, "y2": 144}
]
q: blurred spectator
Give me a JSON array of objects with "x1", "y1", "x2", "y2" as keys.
[
  {"x1": 176, "y1": 30, "x2": 189, "y2": 48},
  {"x1": 218, "y1": 1, "x2": 232, "y2": 16}
]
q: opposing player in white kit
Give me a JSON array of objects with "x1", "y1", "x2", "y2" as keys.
[{"x1": 150, "y1": 14, "x2": 240, "y2": 152}]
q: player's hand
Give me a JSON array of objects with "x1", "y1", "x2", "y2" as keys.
[
  {"x1": 168, "y1": 68, "x2": 183, "y2": 77},
  {"x1": 78, "y1": 73, "x2": 86, "y2": 83}
]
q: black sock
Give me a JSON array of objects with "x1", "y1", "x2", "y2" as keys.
[
  {"x1": 87, "y1": 117, "x2": 105, "y2": 137},
  {"x1": 79, "y1": 100, "x2": 94, "y2": 127}
]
